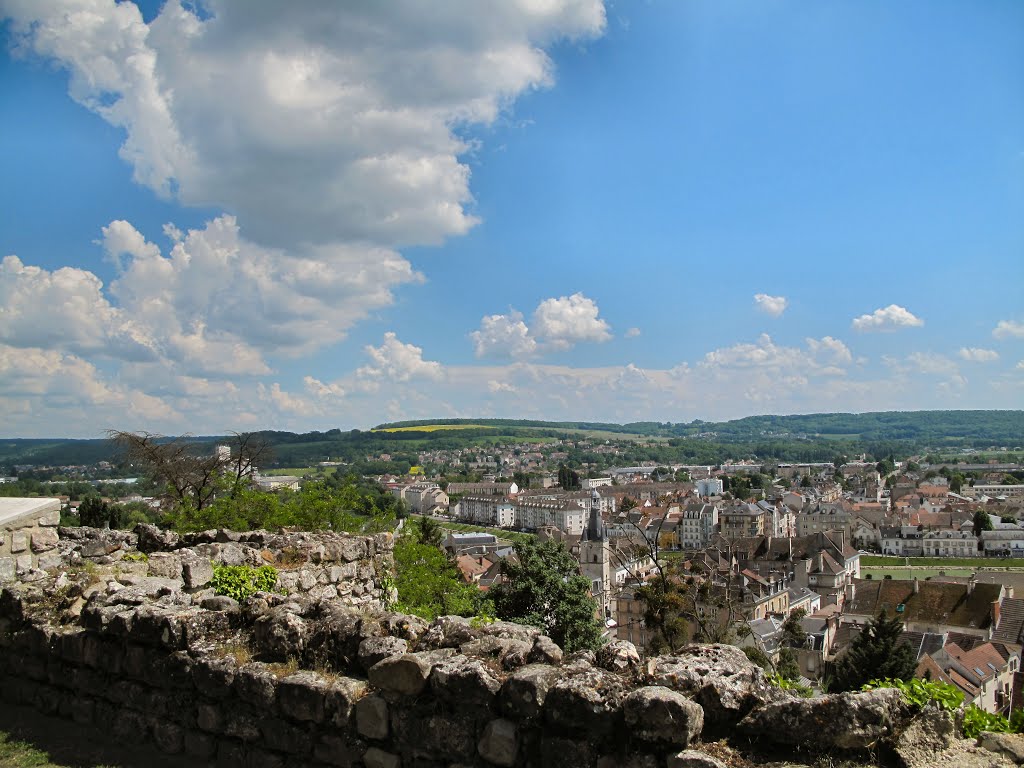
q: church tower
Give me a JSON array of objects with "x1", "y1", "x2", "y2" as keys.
[{"x1": 580, "y1": 489, "x2": 612, "y2": 617}]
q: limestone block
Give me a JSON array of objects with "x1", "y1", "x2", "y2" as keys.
[
  {"x1": 356, "y1": 694, "x2": 389, "y2": 740},
  {"x1": 192, "y1": 656, "x2": 237, "y2": 699},
  {"x1": 431, "y1": 655, "x2": 501, "y2": 708},
  {"x1": 260, "y1": 716, "x2": 313, "y2": 754},
  {"x1": 313, "y1": 734, "x2": 355, "y2": 767},
  {"x1": 37, "y1": 509, "x2": 61, "y2": 527},
  {"x1": 36, "y1": 553, "x2": 62, "y2": 570},
  {"x1": 358, "y1": 636, "x2": 407, "y2": 672},
  {"x1": 595, "y1": 640, "x2": 641, "y2": 673},
  {"x1": 477, "y1": 718, "x2": 519, "y2": 767},
  {"x1": 15, "y1": 554, "x2": 33, "y2": 575},
  {"x1": 278, "y1": 671, "x2": 328, "y2": 723},
  {"x1": 363, "y1": 747, "x2": 400, "y2": 768},
  {"x1": 0, "y1": 557, "x2": 15, "y2": 582},
  {"x1": 31, "y1": 528, "x2": 59, "y2": 553},
  {"x1": 152, "y1": 720, "x2": 185, "y2": 754},
  {"x1": 367, "y1": 653, "x2": 432, "y2": 696},
  {"x1": 623, "y1": 686, "x2": 703, "y2": 746},
  {"x1": 184, "y1": 729, "x2": 218, "y2": 759},
  {"x1": 196, "y1": 701, "x2": 223, "y2": 733},
  {"x1": 500, "y1": 664, "x2": 562, "y2": 721},
  {"x1": 11, "y1": 531, "x2": 28, "y2": 554},
  {"x1": 235, "y1": 663, "x2": 278, "y2": 708},
  {"x1": 146, "y1": 552, "x2": 183, "y2": 580},
  {"x1": 182, "y1": 558, "x2": 213, "y2": 589},
  {"x1": 977, "y1": 732, "x2": 1024, "y2": 764},
  {"x1": 326, "y1": 677, "x2": 366, "y2": 726},
  {"x1": 737, "y1": 688, "x2": 907, "y2": 751},
  {"x1": 224, "y1": 709, "x2": 261, "y2": 742}
]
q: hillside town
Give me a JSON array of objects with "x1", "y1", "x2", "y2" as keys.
[{"x1": 384, "y1": 453, "x2": 1024, "y2": 717}]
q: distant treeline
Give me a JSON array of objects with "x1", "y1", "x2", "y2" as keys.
[{"x1": 1, "y1": 410, "x2": 1020, "y2": 472}]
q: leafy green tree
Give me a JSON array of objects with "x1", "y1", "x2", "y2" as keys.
[
  {"x1": 416, "y1": 516, "x2": 445, "y2": 548},
  {"x1": 490, "y1": 539, "x2": 603, "y2": 653},
  {"x1": 78, "y1": 496, "x2": 111, "y2": 528},
  {"x1": 830, "y1": 611, "x2": 916, "y2": 692},
  {"x1": 557, "y1": 463, "x2": 581, "y2": 491},
  {"x1": 973, "y1": 510, "x2": 994, "y2": 538},
  {"x1": 392, "y1": 536, "x2": 481, "y2": 620}
]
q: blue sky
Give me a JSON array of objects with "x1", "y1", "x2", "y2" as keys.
[{"x1": 1, "y1": 0, "x2": 1022, "y2": 437}]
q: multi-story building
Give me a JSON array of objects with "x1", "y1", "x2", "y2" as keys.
[
  {"x1": 677, "y1": 502, "x2": 720, "y2": 550},
  {"x1": 719, "y1": 502, "x2": 765, "y2": 539},
  {"x1": 922, "y1": 529, "x2": 979, "y2": 558}
]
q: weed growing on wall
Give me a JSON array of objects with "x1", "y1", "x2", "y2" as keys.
[{"x1": 211, "y1": 564, "x2": 279, "y2": 602}]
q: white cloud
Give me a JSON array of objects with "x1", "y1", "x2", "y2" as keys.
[
  {"x1": 4, "y1": 0, "x2": 605, "y2": 251},
  {"x1": 0, "y1": 1, "x2": 609, "y2": 432},
  {"x1": 303, "y1": 376, "x2": 346, "y2": 399},
  {"x1": 624, "y1": 327, "x2": 641, "y2": 338},
  {"x1": 357, "y1": 332, "x2": 444, "y2": 384},
  {"x1": 3, "y1": 216, "x2": 421, "y2": 378},
  {"x1": 531, "y1": 292, "x2": 611, "y2": 350},
  {"x1": 753, "y1": 293, "x2": 788, "y2": 317},
  {"x1": 905, "y1": 352, "x2": 959, "y2": 376},
  {"x1": 993, "y1": 320, "x2": 1024, "y2": 340},
  {"x1": 470, "y1": 310, "x2": 537, "y2": 359},
  {"x1": 851, "y1": 304, "x2": 924, "y2": 332},
  {"x1": 805, "y1": 336, "x2": 853, "y2": 365},
  {"x1": 0, "y1": 254, "x2": 154, "y2": 361},
  {"x1": 472, "y1": 293, "x2": 612, "y2": 358},
  {"x1": 958, "y1": 347, "x2": 999, "y2": 363}
]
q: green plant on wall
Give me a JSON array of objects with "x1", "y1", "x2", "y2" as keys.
[{"x1": 211, "y1": 563, "x2": 279, "y2": 602}]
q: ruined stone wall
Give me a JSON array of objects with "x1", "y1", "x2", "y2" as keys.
[
  {"x1": 0, "y1": 499, "x2": 62, "y2": 581},
  {"x1": 0, "y1": 524, "x2": 969, "y2": 768}
]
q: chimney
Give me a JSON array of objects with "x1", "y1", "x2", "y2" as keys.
[{"x1": 913, "y1": 577, "x2": 919, "y2": 594}]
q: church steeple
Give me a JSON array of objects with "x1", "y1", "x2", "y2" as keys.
[{"x1": 584, "y1": 497, "x2": 605, "y2": 543}]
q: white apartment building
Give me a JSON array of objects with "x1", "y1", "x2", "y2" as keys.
[
  {"x1": 678, "y1": 502, "x2": 720, "y2": 549},
  {"x1": 922, "y1": 530, "x2": 979, "y2": 558}
]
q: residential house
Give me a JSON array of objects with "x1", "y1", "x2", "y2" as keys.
[
  {"x1": 922, "y1": 529, "x2": 980, "y2": 558},
  {"x1": 917, "y1": 642, "x2": 1018, "y2": 714},
  {"x1": 677, "y1": 502, "x2": 720, "y2": 550}
]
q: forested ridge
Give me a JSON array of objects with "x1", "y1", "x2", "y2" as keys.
[{"x1": 2, "y1": 410, "x2": 1020, "y2": 471}]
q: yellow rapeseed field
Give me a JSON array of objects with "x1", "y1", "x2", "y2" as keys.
[{"x1": 372, "y1": 424, "x2": 490, "y2": 433}]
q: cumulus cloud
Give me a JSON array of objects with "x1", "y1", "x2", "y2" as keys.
[
  {"x1": 905, "y1": 352, "x2": 959, "y2": 376},
  {"x1": 470, "y1": 310, "x2": 537, "y2": 359},
  {"x1": 624, "y1": 327, "x2": 641, "y2": 338},
  {"x1": 958, "y1": 347, "x2": 999, "y2": 363},
  {"x1": 805, "y1": 336, "x2": 853, "y2": 365},
  {"x1": 993, "y1": 320, "x2": 1024, "y2": 340},
  {"x1": 531, "y1": 293, "x2": 612, "y2": 350},
  {"x1": 0, "y1": 0, "x2": 607, "y2": 430},
  {"x1": 2, "y1": 216, "x2": 421, "y2": 378},
  {"x1": 753, "y1": 293, "x2": 788, "y2": 317},
  {"x1": 4, "y1": 0, "x2": 605, "y2": 251},
  {"x1": 471, "y1": 293, "x2": 611, "y2": 358},
  {"x1": 357, "y1": 333, "x2": 444, "y2": 384},
  {"x1": 851, "y1": 304, "x2": 924, "y2": 332}
]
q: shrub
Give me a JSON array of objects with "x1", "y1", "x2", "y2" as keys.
[
  {"x1": 862, "y1": 677, "x2": 963, "y2": 712},
  {"x1": 211, "y1": 564, "x2": 279, "y2": 602},
  {"x1": 864, "y1": 677, "x2": 1022, "y2": 739}
]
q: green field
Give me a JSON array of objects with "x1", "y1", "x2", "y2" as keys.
[
  {"x1": 861, "y1": 568, "x2": 975, "y2": 580},
  {"x1": 427, "y1": 519, "x2": 535, "y2": 546},
  {"x1": 373, "y1": 424, "x2": 490, "y2": 433},
  {"x1": 262, "y1": 467, "x2": 323, "y2": 477},
  {"x1": 860, "y1": 555, "x2": 1024, "y2": 568}
]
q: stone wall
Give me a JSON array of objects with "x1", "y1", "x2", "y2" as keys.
[
  {"x1": 0, "y1": 522, "x2": 992, "y2": 768},
  {"x1": 0, "y1": 498, "x2": 62, "y2": 582}
]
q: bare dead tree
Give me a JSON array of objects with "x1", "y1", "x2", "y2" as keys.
[{"x1": 107, "y1": 430, "x2": 272, "y2": 512}]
